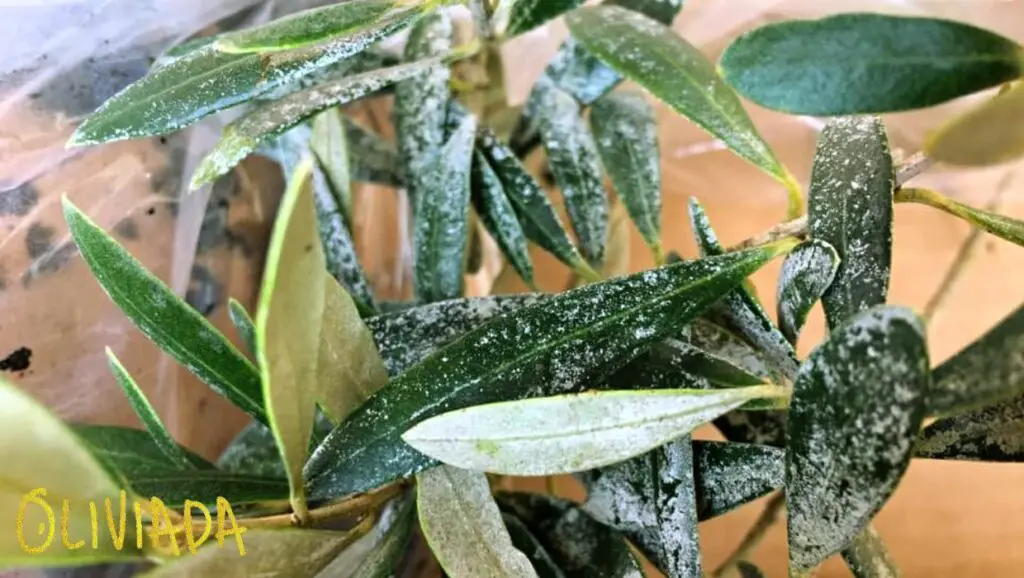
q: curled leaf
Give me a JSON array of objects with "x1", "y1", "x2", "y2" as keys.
[{"x1": 776, "y1": 239, "x2": 841, "y2": 345}]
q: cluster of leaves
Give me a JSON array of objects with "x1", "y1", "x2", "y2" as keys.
[{"x1": 6, "y1": 1, "x2": 1024, "y2": 577}]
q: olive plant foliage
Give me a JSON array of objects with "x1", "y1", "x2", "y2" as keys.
[{"x1": 7, "y1": 1, "x2": 1024, "y2": 576}]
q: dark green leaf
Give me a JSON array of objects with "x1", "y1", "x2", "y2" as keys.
[
  {"x1": 926, "y1": 302, "x2": 1024, "y2": 416},
  {"x1": 916, "y1": 394, "x2": 1024, "y2": 462},
  {"x1": 897, "y1": 187, "x2": 1024, "y2": 249},
  {"x1": 720, "y1": 13, "x2": 1024, "y2": 115},
  {"x1": 495, "y1": 492, "x2": 642, "y2": 578},
  {"x1": 536, "y1": 80, "x2": 609, "y2": 266},
  {"x1": 396, "y1": 12, "x2": 454, "y2": 205},
  {"x1": 505, "y1": 0, "x2": 585, "y2": 37},
  {"x1": 216, "y1": 0, "x2": 421, "y2": 53},
  {"x1": 578, "y1": 438, "x2": 703, "y2": 578},
  {"x1": 366, "y1": 295, "x2": 545, "y2": 377},
  {"x1": 591, "y1": 91, "x2": 663, "y2": 262},
  {"x1": 842, "y1": 526, "x2": 901, "y2": 578},
  {"x1": 192, "y1": 58, "x2": 441, "y2": 189},
  {"x1": 787, "y1": 306, "x2": 929, "y2": 571},
  {"x1": 566, "y1": 5, "x2": 794, "y2": 189},
  {"x1": 306, "y1": 242, "x2": 795, "y2": 498},
  {"x1": 776, "y1": 239, "x2": 841, "y2": 345},
  {"x1": 105, "y1": 350, "x2": 195, "y2": 470},
  {"x1": 414, "y1": 115, "x2": 476, "y2": 303},
  {"x1": 925, "y1": 81, "x2": 1024, "y2": 167},
  {"x1": 737, "y1": 562, "x2": 766, "y2": 578},
  {"x1": 346, "y1": 117, "x2": 406, "y2": 187},
  {"x1": 63, "y1": 197, "x2": 265, "y2": 423},
  {"x1": 808, "y1": 116, "x2": 894, "y2": 330},
  {"x1": 228, "y1": 298, "x2": 258, "y2": 358},
  {"x1": 472, "y1": 152, "x2": 536, "y2": 288},
  {"x1": 74, "y1": 425, "x2": 214, "y2": 477},
  {"x1": 692, "y1": 440, "x2": 783, "y2": 521},
  {"x1": 678, "y1": 318, "x2": 771, "y2": 380},
  {"x1": 476, "y1": 127, "x2": 595, "y2": 277},
  {"x1": 217, "y1": 421, "x2": 286, "y2": 479},
  {"x1": 503, "y1": 514, "x2": 566, "y2": 578}
]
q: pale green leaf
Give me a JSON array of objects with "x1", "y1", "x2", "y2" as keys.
[
  {"x1": 402, "y1": 386, "x2": 785, "y2": 476},
  {"x1": 228, "y1": 298, "x2": 258, "y2": 358},
  {"x1": 311, "y1": 108, "x2": 354, "y2": 229},
  {"x1": 417, "y1": 466, "x2": 538, "y2": 578},
  {"x1": 925, "y1": 81, "x2": 1024, "y2": 167},
  {"x1": 776, "y1": 239, "x2": 841, "y2": 345},
  {"x1": 896, "y1": 187, "x2": 1024, "y2": 249},
  {"x1": 787, "y1": 306, "x2": 929, "y2": 571},
  {"x1": 62, "y1": 196, "x2": 264, "y2": 423}
]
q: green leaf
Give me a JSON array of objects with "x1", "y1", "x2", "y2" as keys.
[
  {"x1": 192, "y1": 58, "x2": 441, "y2": 189},
  {"x1": 536, "y1": 81, "x2": 609, "y2": 267},
  {"x1": 105, "y1": 350, "x2": 194, "y2": 470},
  {"x1": 897, "y1": 187, "x2": 1024, "y2": 249},
  {"x1": 495, "y1": 492, "x2": 642, "y2": 578},
  {"x1": 578, "y1": 438, "x2": 703, "y2": 578},
  {"x1": 591, "y1": 91, "x2": 664, "y2": 262},
  {"x1": 925, "y1": 81, "x2": 1024, "y2": 167},
  {"x1": 367, "y1": 295, "x2": 545, "y2": 377},
  {"x1": 926, "y1": 302, "x2": 1024, "y2": 417},
  {"x1": 311, "y1": 108, "x2": 354, "y2": 229},
  {"x1": 257, "y1": 47, "x2": 403, "y2": 103},
  {"x1": 737, "y1": 562, "x2": 767, "y2": 578},
  {"x1": 218, "y1": 421, "x2": 286, "y2": 479},
  {"x1": 776, "y1": 239, "x2": 841, "y2": 345},
  {"x1": 916, "y1": 394, "x2": 1024, "y2": 462},
  {"x1": 471, "y1": 152, "x2": 537, "y2": 289},
  {"x1": 565, "y1": 5, "x2": 794, "y2": 189},
  {"x1": 74, "y1": 425, "x2": 214, "y2": 476},
  {"x1": 345, "y1": 118, "x2": 406, "y2": 187},
  {"x1": 140, "y1": 528, "x2": 358, "y2": 577},
  {"x1": 0, "y1": 381, "x2": 143, "y2": 567},
  {"x1": 417, "y1": 466, "x2": 538, "y2": 577},
  {"x1": 396, "y1": 11, "x2": 454, "y2": 205},
  {"x1": 256, "y1": 158, "x2": 388, "y2": 519},
  {"x1": 609, "y1": 338, "x2": 766, "y2": 397},
  {"x1": 687, "y1": 198, "x2": 799, "y2": 381},
  {"x1": 476, "y1": 127, "x2": 595, "y2": 277},
  {"x1": 216, "y1": 0, "x2": 423, "y2": 54},
  {"x1": 678, "y1": 317, "x2": 772, "y2": 380},
  {"x1": 414, "y1": 115, "x2": 477, "y2": 303},
  {"x1": 505, "y1": 0, "x2": 585, "y2": 37},
  {"x1": 305, "y1": 241, "x2": 796, "y2": 498},
  {"x1": 719, "y1": 13, "x2": 1024, "y2": 115},
  {"x1": 692, "y1": 440, "x2": 784, "y2": 521},
  {"x1": 842, "y1": 526, "x2": 901, "y2": 578},
  {"x1": 228, "y1": 298, "x2": 258, "y2": 358},
  {"x1": 62, "y1": 196, "x2": 264, "y2": 423},
  {"x1": 316, "y1": 496, "x2": 416, "y2": 578},
  {"x1": 403, "y1": 386, "x2": 782, "y2": 476},
  {"x1": 502, "y1": 514, "x2": 566, "y2": 578},
  {"x1": 808, "y1": 116, "x2": 894, "y2": 330},
  {"x1": 787, "y1": 306, "x2": 929, "y2": 571}
]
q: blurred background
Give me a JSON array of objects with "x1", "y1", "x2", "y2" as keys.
[{"x1": 1, "y1": 0, "x2": 1023, "y2": 576}]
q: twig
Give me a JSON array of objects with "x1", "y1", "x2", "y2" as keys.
[
  {"x1": 713, "y1": 492, "x2": 786, "y2": 578},
  {"x1": 895, "y1": 152, "x2": 935, "y2": 188}
]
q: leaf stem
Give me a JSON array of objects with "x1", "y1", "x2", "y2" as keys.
[
  {"x1": 713, "y1": 492, "x2": 785, "y2": 578},
  {"x1": 783, "y1": 170, "x2": 805, "y2": 220}
]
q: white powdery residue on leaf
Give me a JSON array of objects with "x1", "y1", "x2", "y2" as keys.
[
  {"x1": 693, "y1": 441, "x2": 784, "y2": 520},
  {"x1": 776, "y1": 239, "x2": 840, "y2": 343},
  {"x1": 687, "y1": 197, "x2": 721, "y2": 254}
]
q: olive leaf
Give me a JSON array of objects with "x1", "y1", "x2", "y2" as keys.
[
  {"x1": 471, "y1": 151, "x2": 537, "y2": 288},
  {"x1": 787, "y1": 306, "x2": 929, "y2": 571},
  {"x1": 678, "y1": 318, "x2": 772, "y2": 380},
  {"x1": 565, "y1": 6, "x2": 798, "y2": 197},
  {"x1": 897, "y1": 187, "x2": 1024, "y2": 249},
  {"x1": 316, "y1": 497, "x2": 416, "y2": 577},
  {"x1": 403, "y1": 386, "x2": 783, "y2": 476},
  {"x1": 228, "y1": 298, "x2": 258, "y2": 358},
  {"x1": 305, "y1": 241, "x2": 797, "y2": 499},
  {"x1": 610, "y1": 338, "x2": 766, "y2": 396},
  {"x1": 367, "y1": 294, "x2": 545, "y2": 377},
  {"x1": 63, "y1": 196, "x2": 265, "y2": 423},
  {"x1": 414, "y1": 115, "x2": 477, "y2": 303},
  {"x1": 344, "y1": 118, "x2": 406, "y2": 187},
  {"x1": 105, "y1": 349, "x2": 194, "y2": 470},
  {"x1": 776, "y1": 239, "x2": 841, "y2": 345},
  {"x1": 218, "y1": 421, "x2": 287, "y2": 479},
  {"x1": 417, "y1": 466, "x2": 538, "y2": 578},
  {"x1": 505, "y1": 0, "x2": 585, "y2": 37},
  {"x1": 692, "y1": 440, "x2": 784, "y2": 521},
  {"x1": 536, "y1": 79, "x2": 609, "y2": 267},
  {"x1": 916, "y1": 394, "x2": 1024, "y2": 462},
  {"x1": 926, "y1": 302, "x2": 1024, "y2": 417},
  {"x1": 842, "y1": 526, "x2": 901, "y2": 578},
  {"x1": 140, "y1": 528, "x2": 361, "y2": 577},
  {"x1": 192, "y1": 58, "x2": 441, "y2": 189},
  {"x1": 0, "y1": 380, "x2": 144, "y2": 566},
  {"x1": 578, "y1": 438, "x2": 703, "y2": 578},
  {"x1": 719, "y1": 13, "x2": 1024, "y2": 115},
  {"x1": 591, "y1": 91, "x2": 664, "y2": 262},
  {"x1": 495, "y1": 492, "x2": 643, "y2": 578},
  {"x1": 74, "y1": 425, "x2": 213, "y2": 476},
  {"x1": 925, "y1": 81, "x2": 1024, "y2": 167},
  {"x1": 476, "y1": 127, "x2": 596, "y2": 278},
  {"x1": 808, "y1": 116, "x2": 894, "y2": 330},
  {"x1": 502, "y1": 514, "x2": 566, "y2": 578},
  {"x1": 311, "y1": 107, "x2": 354, "y2": 229},
  {"x1": 216, "y1": 0, "x2": 420, "y2": 53}
]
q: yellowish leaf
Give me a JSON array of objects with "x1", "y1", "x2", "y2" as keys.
[{"x1": 926, "y1": 82, "x2": 1024, "y2": 167}]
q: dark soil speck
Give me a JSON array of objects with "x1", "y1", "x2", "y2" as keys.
[{"x1": 0, "y1": 347, "x2": 32, "y2": 372}]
